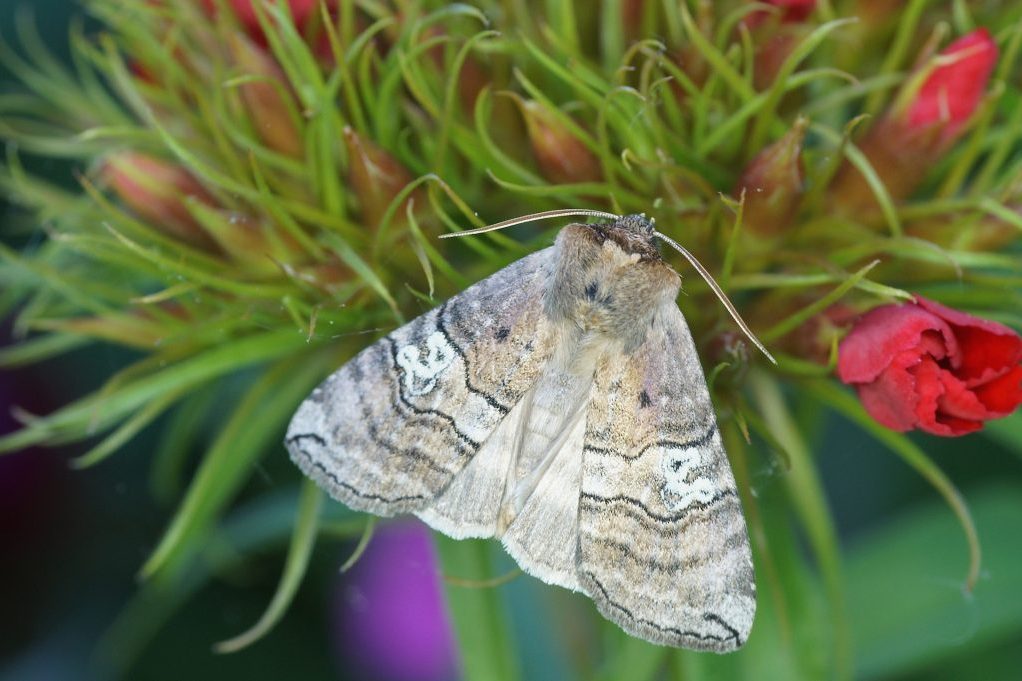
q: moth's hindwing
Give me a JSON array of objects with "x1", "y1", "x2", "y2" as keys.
[
  {"x1": 577, "y1": 302, "x2": 756, "y2": 652},
  {"x1": 285, "y1": 248, "x2": 559, "y2": 517}
]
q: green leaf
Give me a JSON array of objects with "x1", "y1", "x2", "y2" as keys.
[
  {"x1": 0, "y1": 332, "x2": 90, "y2": 367},
  {"x1": 750, "y1": 372, "x2": 852, "y2": 679},
  {"x1": 809, "y1": 380, "x2": 982, "y2": 591},
  {"x1": 139, "y1": 349, "x2": 332, "y2": 578},
  {"x1": 594, "y1": 634, "x2": 668, "y2": 681},
  {"x1": 846, "y1": 484, "x2": 1022, "y2": 679},
  {"x1": 984, "y1": 413, "x2": 1022, "y2": 460},
  {"x1": 761, "y1": 259, "x2": 881, "y2": 343}
]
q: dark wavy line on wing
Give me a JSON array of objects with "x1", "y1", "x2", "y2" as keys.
[
  {"x1": 579, "y1": 488, "x2": 736, "y2": 525},
  {"x1": 583, "y1": 530, "x2": 747, "y2": 574},
  {"x1": 582, "y1": 573, "x2": 740, "y2": 646},
  {"x1": 583, "y1": 423, "x2": 718, "y2": 460},
  {"x1": 382, "y1": 336, "x2": 483, "y2": 451},
  {"x1": 286, "y1": 435, "x2": 430, "y2": 505},
  {"x1": 435, "y1": 300, "x2": 512, "y2": 415}
]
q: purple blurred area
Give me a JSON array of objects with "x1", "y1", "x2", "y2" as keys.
[
  {"x1": 331, "y1": 521, "x2": 460, "y2": 681},
  {"x1": 0, "y1": 329, "x2": 81, "y2": 670}
]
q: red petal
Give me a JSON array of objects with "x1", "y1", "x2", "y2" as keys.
[
  {"x1": 837, "y1": 304, "x2": 956, "y2": 383},
  {"x1": 855, "y1": 350, "x2": 923, "y2": 432},
  {"x1": 935, "y1": 368, "x2": 990, "y2": 421},
  {"x1": 931, "y1": 415, "x2": 984, "y2": 436},
  {"x1": 911, "y1": 357, "x2": 990, "y2": 436},
  {"x1": 909, "y1": 356, "x2": 951, "y2": 435},
  {"x1": 906, "y1": 29, "x2": 998, "y2": 141},
  {"x1": 917, "y1": 297, "x2": 1022, "y2": 384},
  {"x1": 973, "y1": 365, "x2": 1022, "y2": 416}
]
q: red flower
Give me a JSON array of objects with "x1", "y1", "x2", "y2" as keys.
[
  {"x1": 905, "y1": 28, "x2": 999, "y2": 146},
  {"x1": 837, "y1": 298, "x2": 1022, "y2": 436}
]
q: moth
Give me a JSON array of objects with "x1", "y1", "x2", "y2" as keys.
[{"x1": 285, "y1": 210, "x2": 770, "y2": 652}]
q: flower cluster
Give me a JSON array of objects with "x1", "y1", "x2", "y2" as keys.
[
  {"x1": 826, "y1": 27, "x2": 1020, "y2": 435},
  {"x1": 1, "y1": 0, "x2": 1021, "y2": 674},
  {"x1": 734, "y1": 5, "x2": 1019, "y2": 435}
]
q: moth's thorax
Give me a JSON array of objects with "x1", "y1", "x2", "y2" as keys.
[{"x1": 545, "y1": 218, "x2": 681, "y2": 351}]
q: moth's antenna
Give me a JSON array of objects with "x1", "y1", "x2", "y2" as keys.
[
  {"x1": 440, "y1": 208, "x2": 620, "y2": 238},
  {"x1": 654, "y1": 230, "x2": 777, "y2": 365}
]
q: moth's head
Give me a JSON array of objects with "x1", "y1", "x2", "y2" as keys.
[{"x1": 586, "y1": 214, "x2": 662, "y2": 262}]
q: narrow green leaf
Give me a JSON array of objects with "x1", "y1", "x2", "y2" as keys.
[
  {"x1": 679, "y1": 6, "x2": 754, "y2": 102},
  {"x1": 318, "y1": 234, "x2": 401, "y2": 322},
  {"x1": 213, "y1": 479, "x2": 323, "y2": 653},
  {"x1": 750, "y1": 372, "x2": 853, "y2": 680},
  {"x1": 340, "y1": 517, "x2": 377, "y2": 573},
  {"x1": 812, "y1": 123, "x2": 903, "y2": 237},
  {"x1": 748, "y1": 18, "x2": 857, "y2": 153},
  {"x1": 150, "y1": 386, "x2": 221, "y2": 505},
  {"x1": 761, "y1": 260, "x2": 880, "y2": 342},
  {"x1": 435, "y1": 536, "x2": 521, "y2": 681},
  {"x1": 0, "y1": 332, "x2": 90, "y2": 367},
  {"x1": 594, "y1": 634, "x2": 668, "y2": 681},
  {"x1": 0, "y1": 329, "x2": 308, "y2": 455},
  {"x1": 808, "y1": 380, "x2": 982, "y2": 591},
  {"x1": 139, "y1": 351, "x2": 331, "y2": 578},
  {"x1": 71, "y1": 388, "x2": 183, "y2": 469}
]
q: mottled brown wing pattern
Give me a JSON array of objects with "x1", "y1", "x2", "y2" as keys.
[
  {"x1": 285, "y1": 248, "x2": 559, "y2": 516},
  {"x1": 577, "y1": 303, "x2": 756, "y2": 652}
]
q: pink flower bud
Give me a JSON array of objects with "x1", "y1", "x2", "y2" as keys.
[
  {"x1": 903, "y1": 29, "x2": 999, "y2": 146},
  {"x1": 830, "y1": 29, "x2": 998, "y2": 215},
  {"x1": 189, "y1": 207, "x2": 304, "y2": 275},
  {"x1": 103, "y1": 153, "x2": 218, "y2": 251},
  {"x1": 734, "y1": 117, "x2": 807, "y2": 237},
  {"x1": 343, "y1": 127, "x2": 418, "y2": 229},
  {"x1": 517, "y1": 100, "x2": 601, "y2": 185},
  {"x1": 742, "y1": 1, "x2": 817, "y2": 89},
  {"x1": 228, "y1": 33, "x2": 304, "y2": 157}
]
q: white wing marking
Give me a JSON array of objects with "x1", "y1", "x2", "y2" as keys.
[
  {"x1": 659, "y1": 445, "x2": 716, "y2": 512},
  {"x1": 395, "y1": 330, "x2": 456, "y2": 396}
]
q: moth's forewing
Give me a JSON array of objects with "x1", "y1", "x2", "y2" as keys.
[{"x1": 285, "y1": 249, "x2": 558, "y2": 516}]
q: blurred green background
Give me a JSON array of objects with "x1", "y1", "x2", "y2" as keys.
[{"x1": 1, "y1": 2, "x2": 1021, "y2": 681}]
